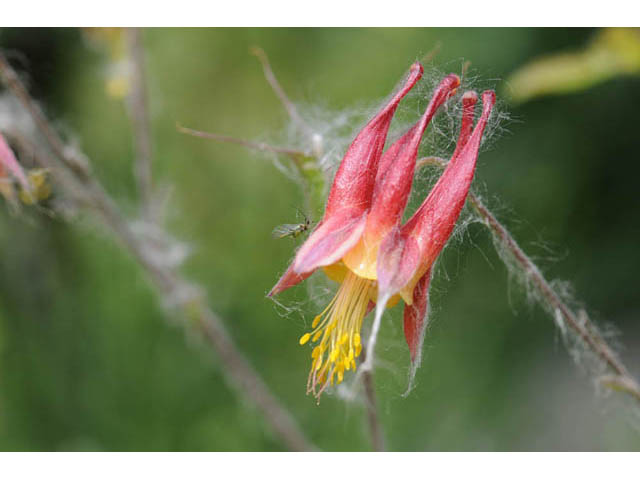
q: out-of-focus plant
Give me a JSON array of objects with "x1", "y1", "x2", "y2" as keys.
[
  {"x1": 507, "y1": 28, "x2": 640, "y2": 103},
  {"x1": 82, "y1": 27, "x2": 132, "y2": 99},
  {"x1": 0, "y1": 38, "x2": 317, "y2": 452}
]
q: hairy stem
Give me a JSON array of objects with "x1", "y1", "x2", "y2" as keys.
[
  {"x1": 418, "y1": 156, "x2": 640, "y2": 403},
  {"x1": 250, "y1": 47, "x2": 315, "y2": 142},
  {"x1": 0, "y1": 51, "x2": 318, "y2": 452},
  {"x1": 362, "y1": 367, "x2": 385, "y2": 452},
  {"x1": 176, "y1": 124, "x2": 326, "y2": 220}
]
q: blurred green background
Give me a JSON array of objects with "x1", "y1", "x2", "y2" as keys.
[{"x1": 0, "y1": 28, "x2": 639, "y2": 451}]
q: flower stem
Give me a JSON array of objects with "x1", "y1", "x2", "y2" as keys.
[
  {"x1": 362, "y1": 366, "x2": 386, "y2": 451},
  {"x1": 419, "y1": 156, "x2": 640, "y2": 403}
]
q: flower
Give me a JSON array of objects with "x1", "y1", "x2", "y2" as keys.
[
  {"x1": 376, "y1": 90, "x2": 496, "y2": 370},
  {"x1": 0, "y1": 133, "x2": 29, "y2": 191},
  {"x1": 0, "y1": 132, "x2": 30, "y2": 206},
  {"x1": 269, "y1": 62, "x2": 496, "y2": 398}
]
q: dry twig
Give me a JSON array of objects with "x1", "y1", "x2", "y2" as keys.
[
  {"x1": 125, "y1": 28, "x2": 154, "y2": 220},
  {"x1": 0, "y1": 50, "x2": 317, "y2": 452}
]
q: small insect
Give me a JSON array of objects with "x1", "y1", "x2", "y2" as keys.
[{"x1": 272, "y1": 211, "x2": 312, "y2": 239}]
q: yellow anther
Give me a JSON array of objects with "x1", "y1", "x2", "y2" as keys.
[
  {"x1": 315, "y1": 354, "x2": 324, "y2": 371},
  {"x1": 302, "y1": 271, "x2": 375, "y2": 398}
]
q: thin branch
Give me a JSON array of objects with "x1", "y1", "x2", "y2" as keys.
[
  {"x1": 0, "y1": 51, "x2": 318, "y2": 452},
  {"x1": 176, "y1": 123, "x2": 326, "y2": 220},
  {"x1": 125, "y1": 27, "x2": 154, "y2": 220},
  {"x1": 177, "y1": 123, "x2": 307, "y2": 158},
  {"x1": 250, "y1": 47, "x2": 314, "y2": 140},
  {"x1": 0, "y1": 53, "x2": 91, "y2": 180},
  {"x1": 420, "y1": 42, "x2": 442, "y2": 64},
  {"x1": 361, "y1": 351, "x2": 385, "y2": 452},
  {"x1": 418, "y1": 155, "x2": 640, "y2": 403}
]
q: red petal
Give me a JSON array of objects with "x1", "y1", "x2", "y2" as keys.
[
  {"x1": 450, "y1": 91, "x2": 478, "y2": 160},
  {"x1": 403, "y1": 91, "x2": 495, "y2": 257},
  {"x1": 269, "y1": 64, "x2": 425, "y2": 296},
  {"x1": 403, "y1": 267, "x2": 432, "y2": 362},
  {"x1": 376, "y1": 226, "x2": 420, "y2": 296},
  {"x1": 376, "y1": 91, "x2": 494, "y2": 297},
  {"x1": 323, "y1": 63, "x2": 423, "y2": 219},
  {"x1": 367, "y1": 74, "x2": 460, "y2": 237},
  {"x1": 268, "y1": 262, "x2": 313, "y2": 297},
  {"x1": 375, "y1": 74, "x2": 460, "y2": 186},
  {"x1": 292, "y1": 210, "x2": 367, "y2": 274},
  {"x1": 0, "y1": 133, "x2": 29, "y2": 191}
]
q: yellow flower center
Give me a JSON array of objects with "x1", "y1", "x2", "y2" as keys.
[{"x1": 299, "y1": 270, "x2": 375, "y2": 398}]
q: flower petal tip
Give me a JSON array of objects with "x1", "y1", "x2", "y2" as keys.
[
  {"x1": 268, "y1": 264, "x2": 313, "y2": 297},
  {"x1": 442, "y1": 73, "x2": 461, "y2": 95},
  {"x1": 462, "y1": 90, "x2": 478, "y2": 104},
  {"x1": 409, "y1": 62, "x2": 424, "y2": 77},
  {"x1": 482, "y1": 90, "x2": 496, "y2": 109}
]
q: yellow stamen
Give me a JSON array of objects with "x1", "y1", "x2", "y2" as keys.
[{"x1": 300, "y1": 270, "x2": 375, "y2": 398}]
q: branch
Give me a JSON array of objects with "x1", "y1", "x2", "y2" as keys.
[
  {"x1": 0, "y1": 51, "x2": 318, "y2": 452},
  {"x1": 361, "y1": 352, "x2": 385, "y2": 451},
  {"x1": 177, "y1": 123, "x2": 306, "y2": 158},
  {"x1": 176, "y1": 123, "x2": 326, "y2": 220},
  {"x1": 125, "y1": 27, "x2": 154, "y2": 220},
  {"x1": 418, "y1": 156, "x2": 640, "y2": 403},
  {"x1": 250, "y1": 47, "x2": 315, "y2": 142}
]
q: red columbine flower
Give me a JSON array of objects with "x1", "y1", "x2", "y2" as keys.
[
  {"x1": 0, "y1": 133, "x2": 29, "y2": 191},
  {"x1": 269, "y1": 62, "x2": 495, "y2": 398},
  {"x1": 376, "y1": 90, "x2": 496, "y2": 372},
  {"x1": 0, "y1": 133, "x2": 30, "y2": 205}
]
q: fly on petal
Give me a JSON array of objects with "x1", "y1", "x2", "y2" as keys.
[{"x1": 269, "y1": 63, "x2": 424, "y2": 296}]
